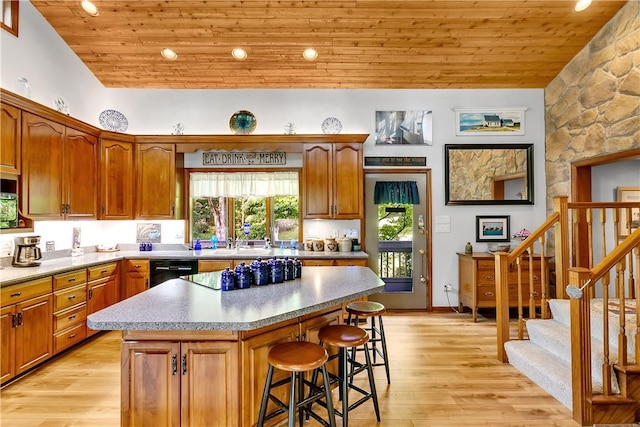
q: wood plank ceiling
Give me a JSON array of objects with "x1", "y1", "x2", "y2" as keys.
[{"x1": 30, "y1": 0, "x2": 628, "y2": 89}]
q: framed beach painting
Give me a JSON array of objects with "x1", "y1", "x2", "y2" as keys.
[
  {"x1": 455, "y1": 108, "x2": 526, "y2": 136},
  {"x1": 475, "y1": 215, "x2": 510, "y2": 242},
  {"x1": 617, "y1": 187, "x2": 640, "y2": 237}
]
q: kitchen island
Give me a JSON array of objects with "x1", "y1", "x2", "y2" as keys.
[{"x1": 87, "y1": 266, "x2": 384, "y2": 427}]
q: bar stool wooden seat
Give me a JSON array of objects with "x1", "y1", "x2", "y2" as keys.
[
  {"x1": 258, "y1": 341, "x2": 336, "y2": 427},
  {"x1": 346, "y1": 301, "x2": 391, "y2": 384},
  {"x1": 314, "y1": 324, "x2": 380, "y2": 427}
]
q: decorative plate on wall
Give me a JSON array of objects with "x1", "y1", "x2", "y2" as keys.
[
  {"x1": 99, "y1": 109, "x2": 129, "y2": 132},
  {"x1": 229, "y1": 110, "x2": 257, "y2": 134},
  {"x1": 321, "y1": 116, "x2": 342, "y2": 134}
]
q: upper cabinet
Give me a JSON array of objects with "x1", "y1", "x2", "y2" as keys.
[
  {"x1": 303, "y1": 142, "x2": 363, "y2": 219},
  {"x1": 99, "y1": 137, "x2": 134, "y2": 220},
  {"x1": 21, "y1": 113, "x2": 98, "y2": 220},
  {"x1": 0, "y1": 102, "x2": 21, "y2": 176},
  {"x1": 135, "y1": 143, "x2": 176, "y2": 219}
]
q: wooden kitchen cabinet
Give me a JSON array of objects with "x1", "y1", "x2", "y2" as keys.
[
  {"x1": 52, "y1": 269, "x2": 88, "y2": 354},
  {"x1": 303, "y1": 142, "x2": 363, "y2": 219},
  {"x1": 0, "y1": 276, "x2": 53, "y2": 384},
  {"x1": 198, "y1": 260, "x2": 233, "y2": 272},
  {"x1": 86, "y1": 262, "x2": 120, "y2": 336},
  {"x1": 124, "y1": 259, "x2": 150, "y2": 298},
  {"x1": 135, "y1": 143, "x2": 176, "y2": 219},
  {"x1": 457, "y1": 252, "x2": 546, "y2": 322},
  {"x1": 301, "y1": 258, "x2": 367, "y2": 267},
  {"x1": 121, "y1": 339, "x2": 240, "y2": 427},
  {"x1": 241, "y1": 323, "x2": 299, "y2": 427},
  {"x1": 0, "y1": 102, "x2": 21, "y2": 175},
  {"x1": 21, "y1": 112, "x2": 98, "y2": 220},
  {"x1": 99, "y1": 137, "x2": 134, "y2": 219}
]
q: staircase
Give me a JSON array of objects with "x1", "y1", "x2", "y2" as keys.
[
  {"x1": 493, "y1": 196, "x2": 640, "y2": 426},
  {"x1": 505, "y1": 299, "x2": 630, "y2": 409}
]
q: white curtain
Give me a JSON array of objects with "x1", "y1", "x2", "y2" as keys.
[{"x1": 190, "y1": 172, "x2": 298, "y2": 197}]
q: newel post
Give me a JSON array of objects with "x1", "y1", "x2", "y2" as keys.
[
  {"x1": 495, "y1": 252, "x2": 510, "y2": 362},
  {"x1": 554, "y1": 195, "x2": 569, "y2": 299},
  {"x1": 569, "y1": 267, "x2": 592, "y2": 426}
]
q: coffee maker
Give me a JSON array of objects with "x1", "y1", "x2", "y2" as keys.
[{"x1": 12, "y1": 236, "x2": 42, "y2": 267}]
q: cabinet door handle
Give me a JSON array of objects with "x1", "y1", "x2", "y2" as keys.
[
  {"x1": 101, "y1": 269, "x2": 108, "y2": 274},
  {"x1": 11, "y1": 314, "x2": 17, "y2": 328},
  {"x1": 145, "y1": 278, "x2": 149, "y2": 288},
  {"x1": 68, "y1": 333, "x2": 76, "y2": 339},
  {"x1": 101, "y1": 205, "x2": 105, "y2": 215},
  {"x1": 181, "y1": 354, "x2": 187, "y2": 375},
  {"x1": 483, "y1": 275, "x2": 494, "y2": 280},
  {"x1": 68, "y1": 295, "x2": 77, "y2": 300},
  {"x1": 10, "y1": 291, "x2": 21, "y2": 297},
  {"x1": 484, "y1": 291, "x2": 495, "y2": 297},
  {"x1": 68, "y1": 277, "x2": 76, "y2": 282},
  {"x1": 88, "y1": 289, "x2": 93, "y2": 299},
  {"x1": 16, "y1": 312, "x2": 23, "y2": 326},
  {"x1": 68, "y1": 314, "x2": 77, "y2": 320},
  {"x1": 532, "y1": 291, "x2": 539, "y2": 297},
  {"x1": 134, "y1": 265, "x2": 142, "y2": 269},
  {"x1": 172, "y1": 354, "x2": 177, "y2": 375}
]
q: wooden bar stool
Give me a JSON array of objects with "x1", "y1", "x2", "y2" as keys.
[
  {"x1": 346, "y1": 301, "x2": 391, "y2": 384},
  {"x1": 314, "y1": 324, "x2": 381, "y2": 427},
  {"x1": 258, "y1": 341, "x2": 336, "y2": 427}
]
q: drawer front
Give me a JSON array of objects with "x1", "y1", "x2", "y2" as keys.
[
  {"x1": 125, "y1": 259, "x2": 149, "y2": 273},
  {"x1": 477, "y1": 270, "x2": 496, "y2": 285},
  {"x1": 53, "y1": 270, "x2": 87, "y2": 291},
  {"x1": 477, "y1": 285, "x2": 497, "y2": 303},
  {"x1": 88, "y1": 262, "x2": 119, "y2": 281},
  {"x1": 476, "y1": 260, "x2": 495, "y2": 271},
  {"x1": 54, "y1": 323, "x2": 87, "y2": 353},
  {"x1": 53, "y1": 304, "x2": 87, "y2": 333},
  {"x1": 1, "y1": 276, "x2": 52, "y2": 306},
  {"x1": 53, "y1": 284, "x2": 87, "y2": 312}
]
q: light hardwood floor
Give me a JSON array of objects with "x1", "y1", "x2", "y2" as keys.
[{"x1": 1, "y1": 312, "x2": 580, "y2": 427}]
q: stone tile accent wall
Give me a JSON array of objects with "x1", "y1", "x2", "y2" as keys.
[{"x1": 544, "y1": 0, "x2": 639, "y2": 210}]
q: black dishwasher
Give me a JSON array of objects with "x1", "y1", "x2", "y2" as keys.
[{"x1": 149, "y1": 259, "x2": 199, "y2": 287}]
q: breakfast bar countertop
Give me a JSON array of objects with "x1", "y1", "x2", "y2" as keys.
[{"x1": 87, "y1": 266, "x2": 384, "y2": 331}]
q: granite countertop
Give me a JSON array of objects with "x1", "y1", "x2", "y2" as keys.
[
  {"x1": 87, "y1": 266, "x2": 384, "y2": 331},
  {"x1": 0, "y1": 248, "x2": 368, "y2": 286}
]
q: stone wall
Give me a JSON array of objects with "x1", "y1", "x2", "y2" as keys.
[{"x1": 544, "y1": 0, "x2": 639, "y2": 209}]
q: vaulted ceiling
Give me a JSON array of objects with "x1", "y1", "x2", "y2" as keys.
[{"x1": 30, "y1": 0, "x2": 628, "y2": 89}]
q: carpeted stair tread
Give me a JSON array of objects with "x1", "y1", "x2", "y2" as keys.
[{"x1": 505, "y1": 340, "x2": 573, "y2": 408}]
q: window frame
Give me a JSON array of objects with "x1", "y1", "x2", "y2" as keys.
[
  {"x1": 1, "y1": 0, "x2": 18, "y2": 37},
  {"x1": 187, "y1": 168, "x2": 302, "y2": 245}
]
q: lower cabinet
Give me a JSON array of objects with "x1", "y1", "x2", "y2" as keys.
[
  {"x1": 124, "y1": 259, "x2": 150, "y2": 298},
  {"x1": 87, "y1": 262, "x2": 120, "y2": 337},
  {"x1": 121, "y1": 339, "x2": 239, "y2": 427},
  {"x1": 1, "y1": 276, "x2": 53, "y2": 384},
  {"x1": 302, "y1": 258, "x2": 367, "y2": 267},
  {"x1": 52, "y1": 269, "x2": 88, "y2": 354},
  {"x1": 120, "y1": 307, "x2": 342, "y2": 427}
]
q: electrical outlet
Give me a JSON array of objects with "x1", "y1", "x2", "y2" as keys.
[{"x1": 444, "y1": 283, "x2": 453, "y2": 292}]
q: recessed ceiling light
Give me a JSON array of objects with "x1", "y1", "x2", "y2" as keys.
[
  {"x1": 574, "y1": 0, "x2": 592, "y2": 12},
  {"x1": 161, "y1": 48, "x2": 178, "y2": 61},
  {"x1": 81, "y1": 0, "x2": 99, "y2": 16},
  {"x1": 232, "y1": 48, "x2": 247, "y2": 61},
  {"x1": 302, "y1": 48, "x2": 318, "y2": 61}
]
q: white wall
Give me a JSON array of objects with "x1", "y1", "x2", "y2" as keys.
[{"x1": 0, "y1": 2, "x2": 548, "y2": 307}]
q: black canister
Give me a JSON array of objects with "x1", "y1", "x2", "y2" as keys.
[
  {"x1": 220, "y1": 267, "x2": 235, "y2": 291},
  {"x1": 251, "y1": 258, "x2": 268, "y2": 286},
  {"x1": 293, "y1": 258, "x2": 302, "y2": 279},
  {"x1": 283, "y1": 257, "x2": 294, "y2": 281},
  {"x1": 268, "y1": 257, "x2": 284, "y2": 283},
  {"x1": 234, "y1": 262, "x2": 252, "y2": 289}
]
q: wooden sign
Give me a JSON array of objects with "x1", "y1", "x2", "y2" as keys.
[
  {"x1": 364, "y1": 156, "x2": 426, "y2": 167},
  {"x1": 202, "y1": 151, "x2": 286, "y2": 166}
]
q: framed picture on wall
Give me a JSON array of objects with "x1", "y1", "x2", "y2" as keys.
[
  {"x1": 454, "y1": 107, "x2": 526, "y2": 136},
  {"x1": 475, "y1": 215, "x2": 510, "y2": 242},
  {"x1": 375, "y1": 110, "x2": 433, "y2": 145},
  {"x1": 617, "y1": 187, "x2": 640, "y2": 237}
]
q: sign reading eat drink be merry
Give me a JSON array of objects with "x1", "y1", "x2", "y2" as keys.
[{"x1": 202, "y1": 151, "x2": 286, "y2": 166}]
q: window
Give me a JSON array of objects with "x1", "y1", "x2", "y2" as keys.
[
  {"x1": 190, "y1": 172, "x2": 299, "y2": 246},
  {"x1": 1, "y1": 0, "x2": 18, "y2": 37}
]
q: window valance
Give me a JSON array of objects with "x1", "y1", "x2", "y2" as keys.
[
  {"x1": 373, "y1": 181, "x2": 420, "y2": 205},
  {"x1": 190, "y1": 172, "x2": 298, "y2": 197}
]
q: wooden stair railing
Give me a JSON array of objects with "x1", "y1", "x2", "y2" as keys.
[{"x1": 495, "y1": 195, "x2": 640, "y2": 426}]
